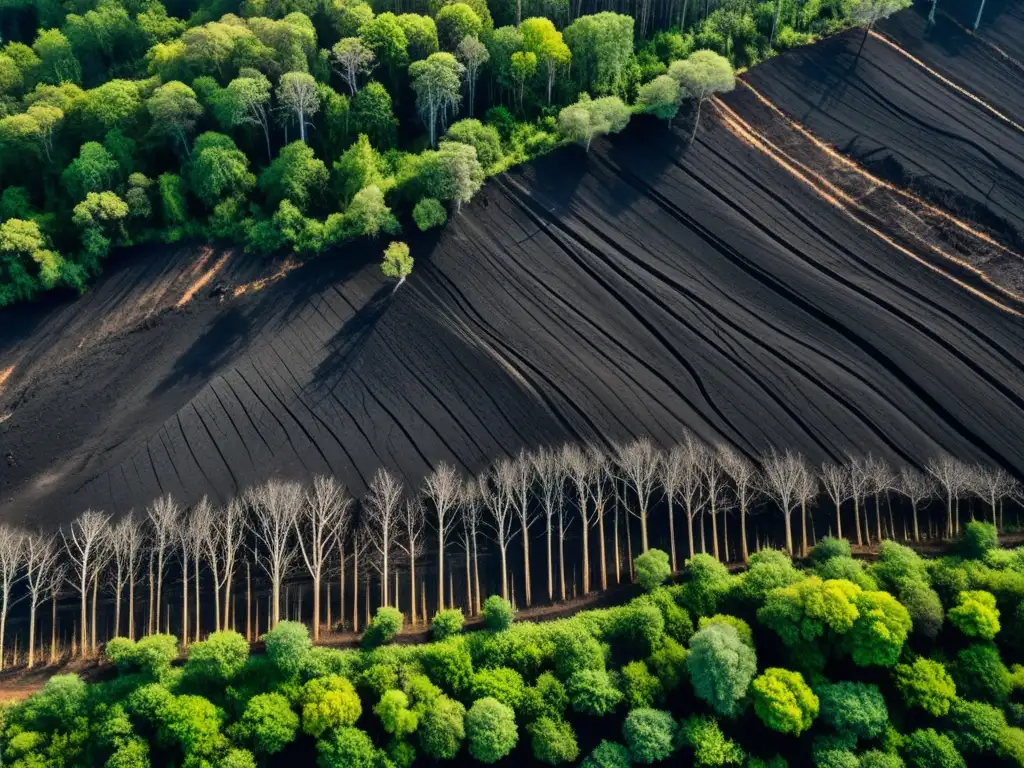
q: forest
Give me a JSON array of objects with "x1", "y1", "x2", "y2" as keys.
[{"x1": 0, "y1": 0, "x2": 912, "y2": 305}]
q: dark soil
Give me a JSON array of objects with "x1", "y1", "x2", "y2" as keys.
[{"x1": 1, "y1": 12, "x2": 1023, "y2": 529}]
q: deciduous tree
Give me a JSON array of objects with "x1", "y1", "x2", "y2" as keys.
[{"x1": 668, "y1": 50, "x2": 735, "y2": 141}]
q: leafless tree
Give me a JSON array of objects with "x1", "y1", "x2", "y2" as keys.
[
  {"x1": 47, "y1": 564, "x2": 66, "y2": 664},
  {"x1": 349, "y1": 525, "x2": 371, "y2": 632},
  {"x1": 175, "y1": 507, "x2": 202, "y2": 646},
  {"x1": 898, "y1": 467, "x2": 934, "y2": 542},
  {"x1": 820, "y1": 463, "x2": 850, "y2": 540},
  {"x1": 865, "y1": 455, "x2": 894, "y2": 542},
  {"x1": 719, "y1": 446, "x2": 758, "y2": 562},
  {"x1": 62, "y1": 510, "x2": 110, "y2": 656},
  {"x1": 363, "y1": 468, "x2": 404, "y2": 608},
  {"x1": 505, "y1": 450, "x2": 536, "y2": 606},
  {"x1": 660, "y1": 445, "x2": 685, "y2": 571},
  {"x1": 531, "y1": 447, "x2": 563, "y2": 602},
  {"x1": 699, "y1": 445, "x2": 729, "y2": 561},
  {"x1": 195, "y1": 497, "x2": 240, "y2": 634},
  {"x1": 484, "y1": 460, "x2": 519, "y2": 600},
  {"x1": 589, "y1": 446, "x2": 613, "y2": 590},
  {"x1": 760, "y1": 449, "x2": 803, "y2": 554},
  {"x1": 563, "y1": 444, "x2": 597, "y2": 594},
  {"x1": 614, "y1": 439, "x2": 661, "y2": 552},
  {"x1": 461, "y1": 478, "x2": 485, "y2": 614},
  {"x1": 24, "y1": 532, "x2": 60, "y2": 667},
  {"x1": 969, "y1": 465, "x2": 1017, "y2": 530},
  {"x1": 0, "y1": 525, "x2": 25, "y2": 670},
  {"x1": 926, "y1": 455, "x2": 971, "y2": 538},
  {"x1": 794, "y1": 458, "x2": 818, "y2": 556},
  {"x1": 147, "y1": 494, "x2": 179, "y2": 635},
  {"x1": 248, "y1": 479, "x2": 304, "y2": 628},
  {"x1": 295, "y1": 476, "x2": 352, "y2": 640},
  {"x1": 397, "y1": 498, "x2": 425, "y2": 624},
  {"x1": 110, "y1": 513, "x2": 145, "y2": 640},
  {"x1": 423, "y1": 463, "x2": 462, "y2": 613},
  {"x1": 848, "y1": 456, "x2": 871, "y2": 546},
  {"x1": 675, "y1": 431, "x2": 706, "y2": 560},
  {"x1": 89, "y1": 523, "x2": 112, "y2": 653}
]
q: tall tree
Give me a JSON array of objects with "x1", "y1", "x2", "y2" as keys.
[
  {"x1": 462, "y1": 479, "x2": 485, "y2": 614},
  {"x1": 423, "y1": 463, "x2": 462, "y2": 613},
  {"x1": 110, "y1": 513, "x2": 144, "y2": 640},
  {"x1": 926, "y1": 455, "x2": 970, "y2": 539},
  {"x1": 175, "y1": 507, "x2": 201, "y2": 646},
  {"x1": 226, "y1": 69, "x2": 273, "y2": 162},
  {"x1": 0, "y1": 526, "x2": 25, "y2": 671},
  {"x1": 147, "y1": 495, "x2": 178, "y2": 637},
  {"x1": 667, "y1": 50, "x2": 735, "y2": 141},
  {"x1": 588, "y1": 446, "x2": 613, "y2": 591},
  {"x1": 969, "y1": 466, "x2": 1016, "y2": 530},
  {"x1": 248, "y1": 479, "x2": 304, "y2": 628},
  {"x1": 520, "y1": 17, "x2": 570, "y2": 105},
  {"x1": 676, "y1": 432, "x2": 706, "y2": 561},
  {"x1": 364, "y1": 468, "x2": 404, "y2": 608},
  {"x1": 760, "y1": 449, "x2": 802, "y2": 554},
  {"x1": 331, "y1": 37, "x2": 375, "y2": 96},
  {"x1": 62, "y1": 510, "x2": 110, "y2": 657},
  {"x1": 563, "y1": 444, "x2": 596, "y2": 595},
  {"x1": 699, "y1": 445, "x2": 729, "y2": 561},
  {"x1": 23, "y1": 532, "x2": 59, "y2": 668},
  {"x1": 456, "y1": 35, "x2": 488, "y2": 117},
  {"x1": 848, "y1": 456, "x2": 871, "y2": 546},
  {"x1": 898, "y1": 468, "x2": 934, "y2": 543},
  {"x1": 277, "y1": 71, "x2": 320, "y2": 143},
  {"x1": 719, "y1": 445, "x2": 757, "y2": 563},
  {"x1": 531, "y1": 446, "x2": 562, "y2": 602},
  {"x1": 397, "y1": 498, "x2": 425, "y2": 623},
  {"x1": 820, "y1": 463, "x2": 850, "y2": 541},
  {"x1": 484, "y1": 460, "x2": 518, "y2": 601},
  {"x1": 614, "y1": 438, "x2": 660, "y2": 553},
  {"x1": 296, "y1": 476, "x2": 352, "y2": 640},
  {"x1": 147, "y1": 81, "x2": 203, "y2": 157},
  {"x1": 794, "y1": 458, "x2": 817, "y2": 557},
  {"x1": 507, "y1": 450, "x2": 536, "y2": 607},
  {"x1": 409, "y1": 52, "x2": 464, "y2": 147}
]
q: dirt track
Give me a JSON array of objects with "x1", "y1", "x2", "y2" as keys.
[{"x1": 1, "y1": 7, "x2": 1023, "y2": 526}]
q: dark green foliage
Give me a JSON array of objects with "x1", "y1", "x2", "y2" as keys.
[
  {"x1": 620, "y1": 660, "x2": 662, "y2": 708},
  {"x1": 529, "y1": 717, "x2": 580, "y2": 765},
  {"x1": 869, "y1": 542, "x2": 929, "y2": 595},
  {"x1": 465, "y1": 697, "x2": 518, "y2": 763},
  {"x1": 697, "y1": 615, "x2": 753, "y2": 647},
  {"x1": 317, "y1": 726, "x2": 380, "y2": 768},
  {"x1": 951, "y1": 643, "x2": 1012, "y2": 703},
  {"x1": 959, "y1": 522, "x2": 998, "y2": 560},
  {"x1": 263, "y1": 621, "x2": 312, "y2": 679},
  {"x1": 898, "y1": 581, "x2": 945, "y2": 639},
  {"x1": 681, "y1": 554, "x2": 732, "y2": 615},
  {"x1": 567, "y1": 668, "x2": 623, "y2": 716},
  {"x1": 622, "y1": 708, "x2": 677, "y2": 764},
  {"x1": 639, "y1": 587, "x2": 693, "y2": 644},
  {"x1": 901, "y1": 729, "x2": 965, "y2": 768},
  {"x1": 582, "y1": 740, "x2": 633, "y2": 768},
  {"x1": 858, "y1": 752, "x2": 905, "y2": 768},
  {"x1": 482, "y1": 595, "x2": 516, "y2": 631},
  {"x1": 362, "y1": 606, "x2": 404, "y2": 648},
  {"x1": 232, "y1": 693, "x2": 299, "y2": 755},
  {"x1": 431, "y1": 608, "x2": 464, "y2": 640},
  {"x1": 259, "y1": 140, "x2": 328, "y2": 212},
  {"x1": 946, "y1": 698, "x2": 1006, "y2": 755},
  {"x1": 350, "y1": 81, "x2": 398, "y2": 149},
  {"x1": 811, "y1": 537, "x2": 852, "y2": 563},
  {"x1": 816, "y1": 681, "x2": 887, "y2": 741},
  {"x1": 419, "y1": 638, "x2": 474, "y2": 696},
  {"x1": 635, "y1": 549, "x2": 671, "y2": 591},
  {"x1": 646, "y1": 637, "x2": 688, "y2": 693},
  {"x1": 412, "y1": 197, "x2": 447, "y2": 230},
  {"x1": 418, "y1": 695, "x2": 466, "y2": 759}
]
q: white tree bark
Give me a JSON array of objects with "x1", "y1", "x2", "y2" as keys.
[{"x1": 247, "y1": 480, "x2": 304, "y2": 628}]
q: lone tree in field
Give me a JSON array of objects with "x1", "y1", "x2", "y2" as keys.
[
  {"x1": 614, "y1": 438, "x2": 661, "y2": 553},
  {"x1": 296, "y1": 476, "x2": 352, "y2": 640},
  {"x1": 248, "y1": 479, "x2": 304, "y2": 628},
  {"x1": 668, "y1": 50, "x2": 735, "y2": 141},
  {"x1": 0, "y1": 525, "x2": 24, "y2": 671},
  {"x1": 381, "y1": 241, "x2": 413, "y2": 291},
  {"x1": 424, "y1": 463, "x2": 462, "y2": 614},
  {"x1": 63, "y1": 510, "x2": 110, "y2": 657}
]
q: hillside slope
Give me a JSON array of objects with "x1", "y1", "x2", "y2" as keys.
[{"x1": 1, "y1": 13, "x2": 1023, "y2": 526}]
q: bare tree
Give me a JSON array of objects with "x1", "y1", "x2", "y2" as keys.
[
  {"x1": 24, "y1": 532, "x2": 60, "y2": 668},
  {"x1": 175, "y1": 507, "x2": 202, "y2": 646},
  {"x1": 614, "y1": 439, "x2": 661, "y2": 552},
  {"x1": 589, "y1": 446, "x2": 613, "y2": 590},
  {"x1": 866, "y1": 455, "x2": 894, "y2": 542},
  {"x1": 719, "y1": 445, "x2": 758, "y2": 562},
  {"x1": 295, "y1": 476, "x2": 352, "y2": 640},
  {"x1": 820, "y1": 463, "x2": 850, "y2": 540},
  {"x1": 396, "y1": 498, "x2": 424, "y2": 623},
  {"x1": 795, "y1": 458, "x2": 818, "y2": 556},
  {"x1": 363, "y1": 468, "x2": 404, "y2": 608},
  {"x1": 462, "y1": 478, "x2": 485, "y2": 614},
  {"x1": 675, "y1": 432, "x2": 706, "y2": 560},
  {"x1": 970, "y1": 466, "x2": 1016, "y2": 530},
  {"x1": 89, "y1": 525, "x2": 112, "y2": 654},
  {"x1": 660, "y1": 445, "x2": 685, "y2": 571},
  {"x1": 0, "y1": 526, "x2": 25, "y2": 670},
  {"x1": 760, "y1": 449, "x2": 803, "y2": 554},
  {"x1": 349, "y1": 525, "x2": 371, "y2": 633},
  {"x1": 848, "y1": 456, "x2": 871, "y2": 546},
  {"x1": 699, "y1": 445, "x2": 729, "y2": 561},
  {"x1": 147, "y1": 495, "x2": 179, "y2": 636},
  {"x1": 926, "y1": 455, "x2": 971, "y2": 538},
  {"x1": 506, "y1": 450, "x2": 536, "y2": 606},
  {"x1": 62, "y1": 510, "x2": 110, "y2": 656},
  {"x1": 110, "y1": 513, "x2": 145, "y2": 640},
  {"x1": 47, "y1": 564, "x2": 66, "y2": 664},
  {"x1": 484, "y1": 460, "x2": 519, "y2": 601},
  {"x1": 423, "y1": 463, "x2": 462, "y2": 614},
  {"x1": 531, "y1": 447, "x2": 563, "y2": 602},
  {"x1": 563, "y1": 444, "x2": 596, "y2": 594},
  {"x1": 248, "y1": 479, "x2": 304, "y2": 628},
  {"x1": 898, "y1": 468, "x2": 934, "y2": 542}
]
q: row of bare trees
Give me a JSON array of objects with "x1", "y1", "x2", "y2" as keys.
[{"x1": 0, "y1": 433, "x2": 1019, "y2": 669}]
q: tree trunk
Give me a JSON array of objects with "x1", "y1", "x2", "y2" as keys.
[
  {"x1": 339, "y1": 540, "x2": 346, "y2": 632},
  {"x1": 711, "y1": 496, "x2": 720, "y2": 561},
  {"x1": 614, "y1": 504, "x2": 621, "y2": 584},
  {"x1": 928, "y1": 0, "x2": 937, "y2": 24},
  {"x1": 800, "y1": 499, "x2": 808, "y2": 557},
  {"x1": 667, "y1": 497, "x2": 677, "y2": 571},
  {"x1": 546, "y1": 517, "x2": 553, "y2": 601},
  {"x1": 438, "y1": 529, "x2": 445, "y2": 614},
  {"x1": 194, "y1": 557, "x2": 200, "y2": 643},
  {"x1": 912, "y1": 501, "x2": 920, "y2": 542},
  {"x1": 472, "y1": 532, "x2": 481, "y2": 614},
  {"x1": 598, "y1": 502, "x2": 608, "y2": 590},
  {"x1": 853, "y1": 495, "x2": 863, "y2": 546},
  {"x1": 834, "y1": 501, "x2": 843, "y2": 540},
  {"x1": 465, "y1": 535, "x2": 472, "y2": 614},
  {"x1": 27, "y1": 599, "x2": 38, "y2": 667},
  {"x1": 50, "y1": 594, "x2": 57, "y2": 664},
  {"x1": 80, "y1": 578, "x2": 88, "y2": 657},
  {"x1": 90, "y1": 572, "x2": 99, "y2": 654},
  {"x1": 148, "y1": 555, "x2": 155, "y2": 636},
  {"x1": 410, "y1": 553, "x2": 417, "y2": 625},
  {"x1": 626, "y1": 515, "x2": 634, "y2": 581},
  {"x1": 690, "y1": 98, "x2": 703, "y2": 142},
  {"x1": 182, "y1": 552, "x2": 189, "y2": 646},
  {"x1": 129, "y1": 573, "x2": 135, "y2": 641},
  {"x1": 783, "y1": 511, "x2": 794, "y2": 555},
  {"x1": 723, "y1": 504, "x2": 729, "y2": 563},
  {"x1": 521, "y1": 521, "x2": 532, "y2": 606},
  {"x1": 558, "y1": 516, "x2": 566, "y2": 601},
  {"x1": 114, "y1": 583, "x2": 123, "y2": 640},
  {"x1": 312, "y1": 572, "x2": 321, "y2": 641},
  {"x1": 974, "y1": 0, "x2": 986, "y2": 30},
  {"x1": 246, "y1": 562, "x2": 252, "y2": 642},
  {"x1": 740, "y1": 502, "x2": 749, "y2": 563},
  {"x1": 352, "y1": 545, "x2": 359, "y2": 633},
  {"x1": 640, "y1": 501, "x2": 649, "y2": 553}
]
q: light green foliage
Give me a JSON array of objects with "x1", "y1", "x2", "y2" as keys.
[
  {"x1": 960, "y1": 521, "x2": 999, "y2": 559},
  {"x1": 73, "y1": 191, "x2": 128, "y2": 231},
  {"x1": 62, "y1": 141, "x2": 119, "y2": 200},
  {"x1": 639, "y1": 587, "x2": 693, "y2": 644},
  {"x1": 412, "y1": 197, "x2": 447, "y2": 230},
  {"x1": 557, "y1": 93, "x2": 631, "y2": 152},
  {"x1": 582, "y1": 740, "x2": 633, "y2": 768},
  {"x1": 158, "y1": 173, "x2": 188, "y2": 225},
  {"x1": 375, "y1": 690, "x2": 419, "y2": 737},
  {"x1": 465, "y1": 697, "x2": 518, "y2": 763},
  {"x1": 397, "y1": 14, "x2": 439, "y2": 60},
  {"x1": 563, "y1": 12, "x2": 634, "y2": 96},
  {"x1": 147, "y1": 81, "x2": 202, "y2": 153},
  {"x1": 637, "y1": 75, "x2": 681, "y2": 122},
  {"x1": 233, "y1": 693, "x2": 298, "y2": 755},
  {"x1": 363, "y1": 607, "x2": 404, "y2": 649},
  {"x1": 418, "y1": 638, "x2": 474, "y2": 696},
  {"x1": 757, "y1": 577, "x2": 861, "y2": 647},
  {"x1": 300, "y1": 675, "x2": 362, "y2": 737},
  {"x1": 697, "y1": 615, "x2": 753, "y2": 648},
  {"x1": 849, "y1": 0, "x2": 913, "y2": 30},
  {"x1": 436, "y1": 3, "x2": 482, "y2": 50},
  {"x1": 948, "y1": 590, "x2": 1001, "y2": 639},
  {"x1": 668, "y1": 50, "x2": 734, "y2": 122},
  {"x1": 816, "y1": 556, "x2": 878, "y2": 591},
  {"x1": 471, "y1": 667, "x2": 526, "y2": 710},
  {"x1": 418, "y1": 695, "x2": 466, "y2": 759},
  {"x1": 483, "y1": 595, "x2": 516, "y2": 630},
  {"x1": 622, "y1": 708, "x2": 677, "y2": 764},
  {"x1": 521, "y1": 672, "x2": 568, "y2": 722},
  {"x1": 380, "y1": 241, "x2": 413, "y2": 281},
  {"x1": 431, "y1": 608, "x2": 465, "y2": 639},
  {"x1": 635, "y1": 549, "x2": 671, "y2": 591},
  {"x1": 105, "y1": 735, "x2": 150, "y2": 768},
  {"x1": 359, "y1": 12, "x2": 409, "y2": 82},
  {"x1": 679, "y1": 715, "x2": 744, "y2": 766},
  {"x1": 751, "y1": 669, "x2": 818, "y2": 736},
  {"x1": 529, "y1": 716, "x2": 580, "y2": 764},
  {"x1": 811, "y1": 537, "x2": 853, "y2": 563},
  {"x1": 105, "y1": 634, "x2": 178, "y2": 678},
  {"x1": 620, "y1": 660, "x2": 661, "y2": 708},
  {"x1": 417, "y1": 140, "x2": 484, "y2": 211},
  {"x1": 846, "y1": 590, "x2": 911, "y2": 667},
  {"x1": 444, "y1": 119, "x2": 502, "y2": 169},
  {"x1": 188, "y1": 132, "x2": 254, "y2": 209},
  {"x1": 259, "y1": 141, "x2": 328, "y2": 212},
  {"x1": 567, "y1": 668, "x2": 623, "y2": 716},
  {"x1": 647, "y1": 637, "x2": 688, "y2": 693},
  {"x1": 894, "y1": 658, "x2": 956, "y2": 716},
  {"x1": 220, "y1": 748, "x2": 258, "y2": 768},
  {"x1": 317, "y1": 725, "x2": 380, "y2": 768},
  {"x1": 184, "y1": 631, "x2": 249, "y2": 684},
  {"x1": 858, "y1": 752, "x2": 905, "y2": 768},
  {"x1": 159, "y1": 694, "x2": 227, "y2": 758},
  {"x1": 687, "y1": 623, "x2": 757, "y2": 717},
  {"x1": 0, "y1": 217, "x2": 62, "y2": 301},
  {"x1": 816, "y1": 681, "x2": 887, "y2": 741},
  {"x1": 901, "y1": 729, "x2": 965, "y2": 768},
  {"x1": 333, "y1": 133, "x2": 382, "y2": 206},
  {"x1": 342, "y1": 184, "x2": 399, "y2": 240},
  {"x1": 263, "y1": 621, "x2": 312, "y2": 679},
  {"x1": 869, "y1": 542, "x2": 929, "y2": 594},
  {"x1": 951, "y1": 643, "x2": 1012, "y2": 703},
  {"x1": 681, "y1": 554, "x2": 732, "y2": 616},
  {"x1": 736, "y1": 550, "x2": 802, "y2": 604}
]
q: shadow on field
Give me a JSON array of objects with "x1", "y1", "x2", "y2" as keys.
[{"x1": 149, "y1": 307, "x2": 252, "y2": 399}]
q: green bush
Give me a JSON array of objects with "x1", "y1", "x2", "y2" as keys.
[
  {"x1": 680, "y1": 554, "x2": 732, "y2": 616},
  {"x1": 622, "y1": 708, "x2": 677, "y2": 764},
  {"x1": 687, "y1": 623, "x2": 757, "y2": 717},
  {"x1": 317, "y1": 725, "x2": 380, "y2": 768},
  {"x1": 529, "y1": 716, "x2": 580, "y2": 764},
  {"x1": 947, "y1": 698, "x2": 1006, "y2": 755},
  {"x1": 901, "y1": 728, "x2": 965, "y2": 768},
  {"x1": 375, "y1": 689, "x2": 419, "y2": 737},
  {"x1": 810, "y1": 537, "x2": 852, "y2": 563},
  {"x1": 232, "y1": 692, "x2": 298, "y2": 755},
  {"x1": 263, "y1": 621, "x2": 312, "y2": 679},
  {"x1": 639, "y1": 587, "x2": 693, "y2": 643},
  {"x1": 412, "y1": 197, "x2": 447, "y2": 231},
  {"x1": 697, "y1": 615, "x2": 753, "y2": 648},
  {"x1": 894, "y1": 658, "x2": 957, "y2": 716},
  {"x1": 419, "y1": 638, "x2": 474, "y2": 696},
  {"x1": 362, "y1": 606, "x2": 404, "y2": 649},
  {"x1": 951, "y1": 643, "x2": 1012, "y2": 703},
  {"x1": 185, "y1": 631, "x2": 249, "y2": 684},
  {"x1": 948, "y1": 590, "x2": 1001, "y2": 639},
  {"x1": 582, "y1": 740, "x2": 634, "y2": 768},
  {"x1": 482, "y1": 595, "x2": 515, "y2": 631},
  {"x1": 898, "y1": 581, "x2": 945, "y2": 639},
  {"x1": 432, "y1": 608, "x2": 465, "y2": 640},
  {"x1": 816, "y1": 681, "x2": 888, "y2": 741},
  {"x1": 678, "y1": 715, "x2": 744, "y2": 766},
  {"x1": 567, "y1": 668, "x2": 623, "y2": 716},
  {"x1": 470, "y1": 667, "x2": 526, "y2": 711},
  {"x1": 635, "y1": 549, "x2": 671, "y2": 591},
  {"x1": 299, "y1": 675, "x2": 362, "y2": 737},
  {"x1": 418, "y1": 695, "x2": 466, "y2": 759},
  {"x1": 465, "y1": 697, "x2": 518, "y2": 763},
  {"x1": 960, "y1": 521, "x2": 999, "y2": 559},
  {"x1": 751, "y1": 669, "x2": 819, "y2": 736},
  {"x1": 647, "y1": 637, "x2": 688, "y2": 693},
  {"x1": 105, "y1": 635, "x2": 178, "y2": 678},
  {"x1": 620, "y1": 660, "x2": 662, "y2": 708}
]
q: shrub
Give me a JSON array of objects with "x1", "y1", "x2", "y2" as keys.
[
  {"x1": 263, "y1": 621, "x2": 312, "y2": 679},
  {"x1": 901, "y1": 728, "x2": 965, "y2": 768},
  {"x1": 858, "y1": 752, "x2": 905, "y2": 768},
  {"x1": 947, "y1": 698, "x2": 1006, "y2": 755},
  {"x1": 362, "y1": 606, "x2": 403, "y2": 649},
  {"x1": 810, "y1": 537, "x2": 852, "y2": 563},
  {"x1": 697, "y1": 615, "x2": 753, "y2": 647},
  {"x1": 552, "y1": 624, "x2": 604, "y2": 679},
  {"x1": 735, "y1": 550, "x2": 801, "y2": 604},
  {"x1": 898, "y1": 582, "x2": 944, "y2": 639},
  {"x1": 299, "y1": 675, "x2": 362, "y2": 737},
  {"x1": 418, "y1": 695, "x2": 466, "y2": 760},
  {"x1": 846, "y1": 590, "x2": 912, "y2": 667},
  {"x1": 816, "y1": 556, "x2": 878, "y2": 591},
  {"x1": 678, "y1": 715, "x2": 744, "y2": 766},
  {"x1": 482, "y1": 595, "x2": 515, "y2": 630},
  {"x1": 412, "y1": 197, "x2": 447, "y2": 230},
  {"x1": 529, "y1": 717, "x2": 580, "y2": 765},
  {"x1": 567, "y1": 669, "x2": 623, "y2": 716},
  {"x1": 647, "y1": 637, "x2": 688, "y2": 693},
  {"x1": 185, "y1": 631, "x2": 249, "y2": 684},
  {"x1": 635, "y1": 549, "x2": 671, "y2": 591},
  {"x1": 687, "y1": 623, "x2": 757, "y2": 717},
  {"x1": 465, "y1": 697, "x2": 518, "y2": 763},
  {"x1": 105, "y1": 634, "x2": 178, "y2": 678},
  {"x1": 444, "y1": 118, "x2": 502, "y2": 169},
  {"x1": 948, "y1": 590, "x2": 1001, "y2": 639},
  {"x1": 431, "y1": 608, "x2": 465, "y2": 640},
  {"x1": 869, "y1": 542, "x2": 929, "y2": 594},
  {"x1": 233, "y1": 692, "x2": 299, "y2": 755},
  {"x1": 583, "y1": 740, "x2": 633, "y2": 768},
  {"x1": 470, "y1": 667, "x2": 526, "y2": 711},
  {"x1": 622, "y1": 708, "x2": 677, "y2": 764},
  {"x1": 816, "y1": 681, "x2": 888, "y2": 741},
  {"x1": 317, "y1": 725, "x2": 379, "y2": 768},
  {"x1": 960, "y1": 521, "x2": 998, "y2": 559},
  {"x1": 375, "y1": 689, "x2": 418, "y2": 737},
  {"x1": 751, "y1": 669, "x2": 819, "y2": 736},
  {"x1": 952, "y1": 643, "x2": 1012, "y2": 703},
  {"x1": 894, "y1": 658, "x2": 957, "y2": 716},
  {"x1": 620, "y1": 660, "x2": 661, "y2": 708},
  {"x1": 680, "y1": 554, "x2": 732, "y2": 616},
  {"x1": 639, "y1": 587, "x2": 693, "y2": 643},
  {"x1": 419, "y1": 638, "x2": 474, "y2": 696}
]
